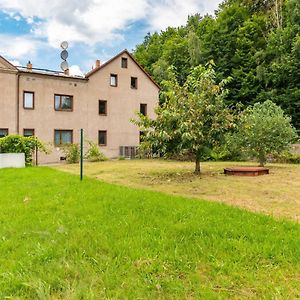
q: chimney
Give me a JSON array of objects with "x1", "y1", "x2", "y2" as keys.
[
  {"x1": 95, "y1": 59, "x2": 101, "y2": 68},
  {"x1": 64, "y1": 69, "x2": 69, "y2": 75},
  {"x1": 26, "y1": 61, "x2": 32, "y2": 71}
]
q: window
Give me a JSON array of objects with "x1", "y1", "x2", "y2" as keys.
[
  {"x1": 99, "y1": 100, "x2": 107, "y2": 115},
  {"x1": 121, "y1": 57, "x2": 128, "y2": 68},
  {"x1": 23, "y1": 128, "x2": 35, "y2": 137},
  {"x1": 131, "y1": 77, "x2": 138, "y2": 89},
  {"x1": 139, "y1": 131, "x2": 145, "y2": 143},
  {"x1": 54, "y1": 130, "x2": 73, "y2": 145},
  {"x1": 54, "y1": 94, "x2": 73, "y2": 111},
  {"x1": 110, "y1": 74, "x2": 118, "y2": 87},
  {"x1": 98, "y1": 130, "x2": 107, "y2": 146},
  {"x1": 23, "y1": 91, "x2": 34, "y2": 109},
  {"x1": 0, "y1": 128, "x2": 8, "y2": 138},
  {"x1": 140, "y1": 103, "x2": 147, "y2": 116}
]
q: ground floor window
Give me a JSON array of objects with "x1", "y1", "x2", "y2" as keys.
[
  {"x1": 23, "y1": 128, "x2": 35, "y2": 137},
  {"x1": 0, "y1": 128, "x2": 8, "y2": 138},
  {"x1": 139, "y1": 131, "x2": 145, "y2": 143},
  {"x1": 140, "y1": 103, "x2": 147, "y2": 116},
  {"x1": 54, "y1": 130, "x2": 73, "y2": 145},
  {"x1": 98, "y1": 130, "x2": 107, "y2": 146}
]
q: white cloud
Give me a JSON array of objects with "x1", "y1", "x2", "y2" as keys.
[
  {"x1": 0, "y1": 0, "x2": 222, "y2": 47},
  {"x1": 148, "y1": 0, "x2": 220, "y2": 31},
  {"x1": 0, "y1": 34, "x2": 38, "y2": 59},
  {"x1": 8, "y1": 59, "x2": 20, "y2": 66},
  {"x1": 69, "y1": 65, "x2": 83, "y2": 76}
]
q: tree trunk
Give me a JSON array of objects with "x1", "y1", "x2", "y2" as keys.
[
  {"x1": 258, "y1": 152, "x2": 265, "y2": 167},
  {"x1": 194, "y1": 157, "x2": 201, "y2": 175}
]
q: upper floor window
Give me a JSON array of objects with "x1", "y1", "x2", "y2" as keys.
[
  {"x1": 140, "y1": 103, "x2": 147, "y2": 116},
  {"x1": 23, "y1": 128, "x2": 35, "y2": 137},
  {"x1": 121, "y1": 57, "x2": 128, "y2": 68},
  {"x1": 131, "y1": 77, "x2": 138, "y2": 89},
  {"x1": 110, "y1": 74, "x2": 118, "y2": 87},
  {"x1": 54, "y1": 94, "x2": 73, "y2": 111},
  {"x1": 54, "y1": 129, "x2": 73, "y2": 145},
  {"x1": 23, "y1": 91, "x2": 34, "y2": 109},
  {"x1": 0, "y1": 128, "x2": 8, "y2": 138},
  {"x1": 99, "y1": 100, "x2": 107, "y2": 115}
]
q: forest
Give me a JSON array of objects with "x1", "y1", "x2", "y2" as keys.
[{"x1": 133, "y1": 0, "x2": 300, "y2": 130}]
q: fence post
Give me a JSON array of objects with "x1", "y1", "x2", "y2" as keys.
[{"x1": 80, "y1": 128, "x2": 83, "y2": 181}]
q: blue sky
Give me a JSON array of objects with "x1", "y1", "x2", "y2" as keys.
[{"x1": 0, "y1": 0, "x2": 222, "y2": 75}]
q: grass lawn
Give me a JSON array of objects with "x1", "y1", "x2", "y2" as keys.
[
  {"x1": 0, "y1": 167, "x2": 300, "y2": 298},
  {"x1": 56, "y1": 159, "x2": 300, "y2": 222}
]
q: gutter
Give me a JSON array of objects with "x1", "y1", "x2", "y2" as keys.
[{"x1": 16, "y1": 73, "x2": 20, "y2": 134}]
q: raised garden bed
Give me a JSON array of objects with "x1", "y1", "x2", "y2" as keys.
[{"x1": 224, "y1": 167, "x2": 269, "y2": 176}]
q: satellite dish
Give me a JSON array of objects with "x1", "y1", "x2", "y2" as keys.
[
  {"x1": 60, "y1": 61, "x2": 69, "y2": 71},
  {"x1": 61, "y1": 50, "x2": 68, "y2": 60},
  {"x1": 60, "y1": 41, "x2": 68, "y2": 50}
]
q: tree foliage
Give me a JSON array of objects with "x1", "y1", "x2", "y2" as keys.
[
  {"x1": 85, "y1": 140, "x2": 108, "y2": 162},
  {"x1": 132, "y1": 65, "x2": 233, "y2": 174},
  {"x1": 63, "y1": 143, "x2": 80, "y2": 164},
  {"x1": 228, "y1": 100, "x2": 297, "y2": 166},
  {"x1": 0, "y1": 135, "x2": 46, "y2": 166},
  {"x1": 133, "y1": 0, "x2": 300, "y2": 130}
]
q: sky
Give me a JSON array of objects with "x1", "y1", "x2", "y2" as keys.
[{"x1": 0, "y1": 0, "x2": 222, "y2": 75}]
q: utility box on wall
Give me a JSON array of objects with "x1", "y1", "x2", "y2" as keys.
[{"x1": 0, "y1": 153, "x2": 25, "y2": 169}]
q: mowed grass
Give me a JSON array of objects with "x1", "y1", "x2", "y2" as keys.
[
  {"x1": 57, "y1": 159, "x2": 300, "y2": 222},
  {"x1": 0, "y1": 168, "x2": 300, "y2": 298}
]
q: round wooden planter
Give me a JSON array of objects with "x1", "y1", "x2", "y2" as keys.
[{"x1": 224, "y1": 167, "x2": 269, "y2": 176}]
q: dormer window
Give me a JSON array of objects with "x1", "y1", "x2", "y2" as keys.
[{"x1": 121, "y1": 57, "x2": 128, "y2": 68}]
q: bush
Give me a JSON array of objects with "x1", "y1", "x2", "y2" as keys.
[
  {"x1": 228, "y1": 100, "x2": 298, "y2": 166},
  {"x1": 85, "y1": 141, "x2": 107, "y2": 162},
  {"x1": 63, "y1": 144, "x2": 80, "y2": 164},
  {"x1": 0, "y1": 135, "x2": 47, "y2": 166},
  {"x1": 272, "y1": 151, "x2": 300, "y2": 164}
]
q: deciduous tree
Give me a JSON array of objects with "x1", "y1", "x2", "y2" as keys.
[
  {"x1": 133, "y1": 65, "x2": 233, "y2": 174},
  {"x1": 228, "y1": 100, "x2": 297, "y2": 166}
]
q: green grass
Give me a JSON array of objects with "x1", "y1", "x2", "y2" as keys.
[
  {"x1": 57, "y1": 160, "x2": 300, "y2": 222},
  {"x1": 0, "y1": 167, "x2": 300, "y2": 299}
]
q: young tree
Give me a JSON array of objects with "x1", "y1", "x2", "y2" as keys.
[
  {"x1": 0, "y1": 135, "x2": 47, "y2": 166},
  {"x1": 228, "y1": 100, "x2": 298, "y2": 166},
  {"x1": 133, "y1": 64, "x2": 233, "y2": 174}
]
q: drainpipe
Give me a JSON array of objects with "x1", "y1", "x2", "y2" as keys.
[{"x1": 16, "y1": 73, "x2": 20, "y2": 134}]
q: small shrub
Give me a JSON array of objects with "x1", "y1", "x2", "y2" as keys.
[
  {"x1": 228, "y1": 100, "x2": 298, "y2": 166},
  {"x1": 118, "y1": 156, "x2": 126, "y2": 160},
  {"x1": 0, "y1": 135, "x2": 47, "y2": 166},
  {"x1": 63, "y1": 144, "x2": 80, "y2": 164},
  {"x1": 272, "y1": 151, "x2": 300, "y2": 164},
  {"x1": 85, "y1": 141, "x2": 107, "y2": 162}
]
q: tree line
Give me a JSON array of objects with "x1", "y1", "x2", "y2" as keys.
[{"x1": 134, "y1": 0, "x2": 300, "y2": 130}]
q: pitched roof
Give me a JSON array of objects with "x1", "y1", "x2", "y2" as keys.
[
  {"x1": 85, "y1": 49, "x2": 160, "y2": 90},
  {"x1": 0, "y1": 55, "x2": 18, "y2": 70}
]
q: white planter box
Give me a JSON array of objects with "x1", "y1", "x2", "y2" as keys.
[{"x1": 0, "y1": 153, "x2": 25, "y2": 169}]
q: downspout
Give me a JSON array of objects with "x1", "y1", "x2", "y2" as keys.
[{"x1": 16, "y1": 73, "x2": 20, "y2": 134}]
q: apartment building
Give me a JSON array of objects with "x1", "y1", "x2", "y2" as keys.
[{"x1": 0, "y1": 50, "x2": 160, "y2": 163}]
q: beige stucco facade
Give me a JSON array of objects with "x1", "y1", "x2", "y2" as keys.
[{"x1": 0, "y1": 50, "x2": 159, "y2": 163}]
